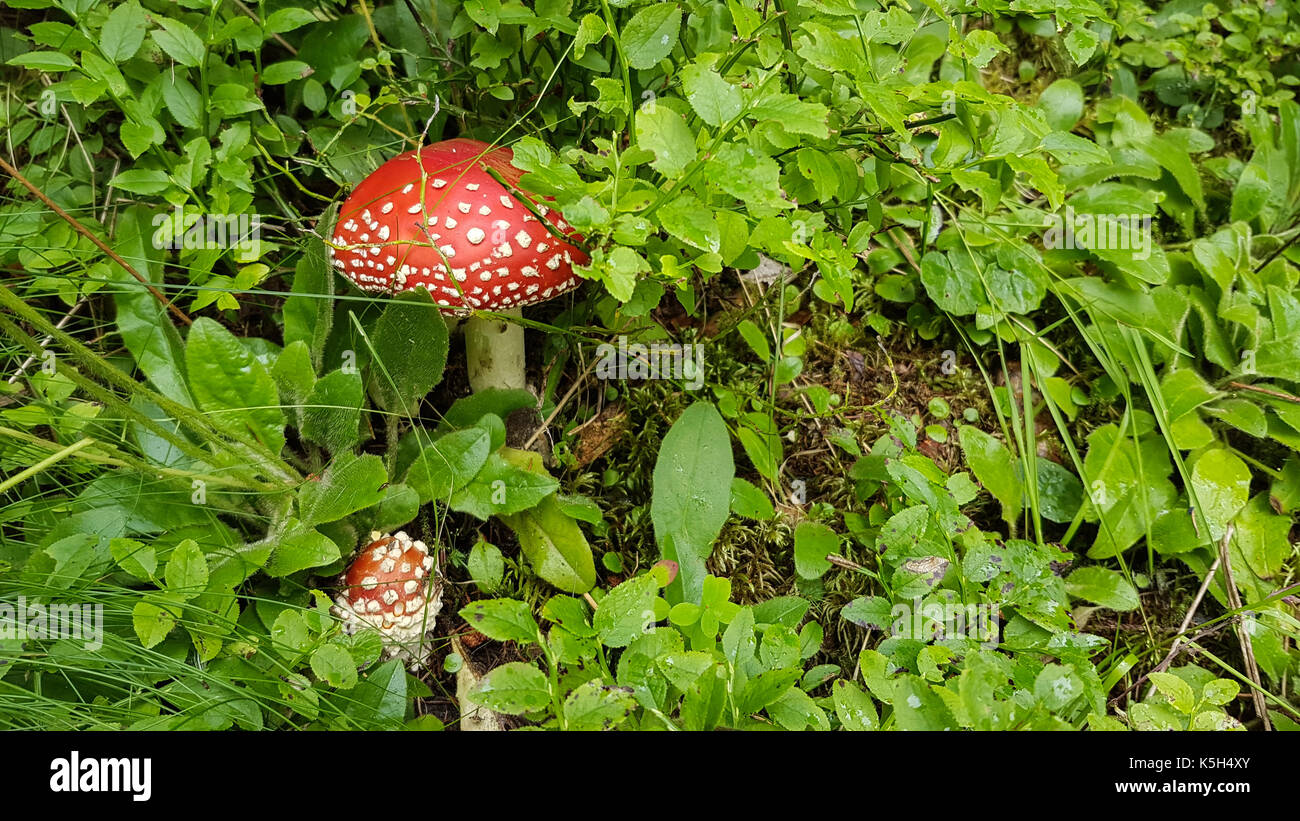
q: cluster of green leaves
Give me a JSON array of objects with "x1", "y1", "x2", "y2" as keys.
[
  {"x1": 463, "y1": 565, "x2": 845, "y2": 730},
  {"x1": 0, "y1": 201, "x2": 608, "y2": 726},
  {"x1": 1111, "y1": 0, "x2": 1299, "y2": 129}
]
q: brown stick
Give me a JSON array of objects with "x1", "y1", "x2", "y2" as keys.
[
  {"x1": 0, "y1": 156, "x2": 191, "y2": 326},
  {"x1": 1229, "y1": 381, "x2": 1300, "y2": 405},
  {"x1": 1216, "y1": 523, "x2": 1272, "y2": 730}
]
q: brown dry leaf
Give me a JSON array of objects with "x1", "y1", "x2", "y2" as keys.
[{"x1": 573, "y1": 403, "x2": 627, "y2": 467}]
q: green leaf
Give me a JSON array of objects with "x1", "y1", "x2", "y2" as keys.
[
  {"x1": 448, "y1": 451, "x2": 559, "y2": 519},
  {"x1": 406, "y1": 427, "x2": 491, "y2": 503},
  {"x1": 369, "y1": 289, "x2": 449, "y2": 413},
  {"x1": 110, "y1": 537, "x2": 156, "y2": 580},
  {"x1": 264, "y1": 7, "x2": 319, "y2": 34},
  {"x1": 1190, "y1": 448, "x2": 1250, "y2": 542},
  {"x1": 164, "y1": 539, "x2": 209, "y2": 599},
  {"x1": 185, "y1": 317, "x2": 285, "y2": 453},
  {"x1": 840, "y1": 596, "x2": 892, "y2": 630},
  {"x1": 345, "y1": 658, "x2": 407, "y2": 726},
  {"x1": 748, "y1": 93, "x2": 829, "y2": 139},
  {"x1": 681, "y1": 62, "x2": 742, "y2": 127},
  {"x1": 832, "y1": 679, "x2": 879, "y2": 730},
  {"x1": 1202, "y1": 678, "x2": 1239, "y2": 707},
  {"x1": 730, "y1": 477, "x2": 774, "y2": 520},
  {"x1": 261, "y1": 60, "x2": 312, "y2": 84},
  {"x1": 310, "y1": 643, "x2": 359, "y2": 689},
  {"x1": 132, "y1": 599, "x2": 176, "y2": 648},
  {"x1": 301, "y1": 369, "x2": 364, "y2": 455},
  {"x1": 267, "y1": 521, "x2": 342, "y2": 577},
  {"x1": 793, "y1": 521, "x2": 839, "y2": 580},
  {"x1": 459, "y1": 599, "x2": 541, "y2": 644},
  {"x1": 659, "y1": 193, "x2": 720, "y2": 253},
  {"x1": 920, "y1": 251, "x2": 983, "y2": 316},
  {"x1": 7, "y1": 51, "x2": 79, "y2": 71},
  {"x1": 1037, "y1": 79, "x2": 1084, "y2": 131},
  {"x1": 110, "y1": 207, "x2": 193, "y2": 406},
  {"x1": 709, "y1": 143, "x2": 785, "y2": 211},
  {"x1": 1064, "y1": 567, "x2": 1139, "y2": 611},
  {"x1": 651, "y1": 402, "x2": 735, "y2": 603},
  {"x1": 891, "y1": 675, "x2": 958, "y2": 730},
  {"x1": 958, "y1": 425, "x2": 1023, "y2": 525},
  {"x1": 1148, "y1": 671, "x2": 1195, "y2": 714},
  {"x1": 152, "y1": 17, "x2": 205, "y2": 67},
  {"x1": 100, "y1": 2, "x2": 148, "y2": 63},
  {"x1": 471, "y1": 662, "x2": 551, "y2": 714},
  {"x1": 440, "y1": 388, "x2": 535, "y2": 429},
  {"x1": 621, "y1": 4, "x2": 681, "y2": 70},
  {"x1": 563, "y1": 680, "x2": 636, "y2": 730},
  {"x1": 593, "y1": 572, "x2": 660, "y2": 648},
  {"x1": 298, "y1": 453, "x2": 388, "y2": 527},
  {"x1": 467, "y1": 539, "x2": 505, "y2": 592},
  {"x1": 499, "y1": 494, "x2": 598, "y2": 593},
  {"x1": 635, "y1": 104, "x2": 696, "y2": 177}
]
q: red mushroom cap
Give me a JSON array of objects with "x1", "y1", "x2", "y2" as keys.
[
  {"x1": 333, "y1": 530, "x2": 440, "y2": 649},
  {"x1": 328, "y1": 138, "x2": 589, "y2": 314}
]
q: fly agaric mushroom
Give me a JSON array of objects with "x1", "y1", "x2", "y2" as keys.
[
  {"x1": 332, "y1": 530, "x2": 443, "y2": 668},
  {"x1": 328, "y1": 138, "x2": 588, "y2": 392}
]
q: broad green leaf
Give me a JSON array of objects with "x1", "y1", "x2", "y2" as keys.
[
  {"x1": 407, "y1": 427, "x2": 492, "y2": 503},
  {"x1": 185, "y1": 317, "x2": 285, "y2": 453},
  {"x1": 310, "y1": 643, "x2": 359, "y2": 689},
  {"x1": 467, "y1": 539, "x2": 505, "y2": 592},
  {"x1": 1064, "y1": 566, "x2": 1139, "y2": 611},
  {"x1": 164, "y1": 539, "x2": 209, "y2": 598},
  {"x1": 298, "y1": 453, "x2": 388, "y2": 527},
  {"x1": 681, "y1": 62, "x2": 742, "y2": 126},
  {"x1": 563, "y1": 680, "x2": 636, "y2": 730},
  {"x1": 111, "y1": 208, "x2": 193, "y2": 406},
  {"x1": 152, "y1": 17, "x2": 205, "y2": 67},
  {"x1": 100, "y1": 2, "x2": 148, "y2": 63},
  {"x1": 730, "y1": 477, "x2": 774, "y2": 520},
  {"x1": 1148, "y1": 671, "x2": 1195, "y2": 714},
  {"x1": 499, "y1": 494, "x2": 597, "y2": 593},
  {"x1": 920, "y1": 251, "x2": 982, "y2": 316},
  {"x1": 621, "y1": 4, "x2": 681, "y2": 70},
  {"x1": 832, "y1": 679, "x2": 879, "y2": 730},
  {"x1": 958, "y1": 425, "x2": 1023, "y2": 525},
  {"x1": 132, "y1": 599, "x2": 176, "y2": 649},
  {"x1": 471, "y1": 662, "x2": 551, "y2": 714},
  {"x1": 1037, "y1": 79, "x2": 1084, "y2": 131},
  {"x1": 636, "y1": 104, "x2": 696, "y2": 177},
  {"x1": 448, "y1": 451, "x2": 559, "y2": 519},
  {"x1": 369, "y1": 289, "x2": 449, "y2": 413},
  {"x1": 793, "y1": 521, "x2": 839, "y2": 579},
  {"x1": 651, "y1": 402, "x2": 734, "y2": 603},
  {"x1": 891, "y1": 675, "x2": 958, "y2": 730},
  {"x1": 301, "y1": 369, "x2": 364, "y2": 455},
  {"x1": 459, "y1": 599, "x2": 541, "y2": 644},
  {"x1": 267, "y1": 521, "x2": 342, "y2": 577},
  {"x1": 345, "y1": 659, "x2": 408, "y2": 727},
  {"x1": 1189, "y1": 448, "x2": 1250, "y2": 542},
  {"x1": 593, "y1": 572, "x2": 660, "y2": 647}
]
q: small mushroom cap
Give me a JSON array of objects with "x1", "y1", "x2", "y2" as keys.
[
  {"x1": 333, "y1": 531, "x2": 440, "y2": 654},
  {"x1": 328, "y1": 138, "x2": 588, "y2": 314}
]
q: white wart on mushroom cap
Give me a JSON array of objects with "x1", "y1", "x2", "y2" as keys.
[
  {"x1": 328, "y1": 138, "x2": 588, "y2": 314},
  {"x1": 333, "y1": 530, "x2": 442, "y2": 664}
]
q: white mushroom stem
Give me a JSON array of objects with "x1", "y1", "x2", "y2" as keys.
[{"x1": 465, "y1": 307, "x2": 527, "y2": 393}]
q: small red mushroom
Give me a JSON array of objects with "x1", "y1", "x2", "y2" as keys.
[
  {"x1": 332, "y1": 530, "x2": 443, "y2": 668},
  {"x1": 328, "y1": 139, "x2": 590, "y2": 392}
]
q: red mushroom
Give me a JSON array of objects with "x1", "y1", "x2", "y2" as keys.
[
  {"x1": 332, "y1": 530, "x2": 442, "y2": 668},
  {"x1": 328, "y1": 138, "x2": 589, "y2": 392}
]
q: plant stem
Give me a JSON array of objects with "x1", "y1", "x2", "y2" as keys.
[{"x1": 465, "y1": 307, "x2": 527, "y2": 393}]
